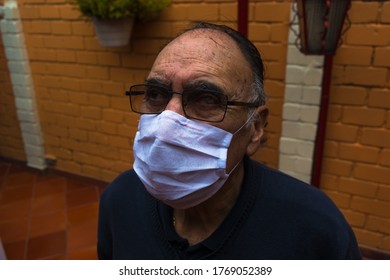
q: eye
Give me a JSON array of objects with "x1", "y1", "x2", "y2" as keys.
[
  {"x1": 188, "y1": 90, "x2": 226, "y2": 107},
  {"x1": 145, "y1": 85, "x2": 170, "y2": 102}
]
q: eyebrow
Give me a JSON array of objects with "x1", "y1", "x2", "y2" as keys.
[
  {"x1": 184, "y1": 80, "x2": 224, "y2": 94},
  {"x1": 144, "y1": 78, "x2": 170, "y2": 88}
]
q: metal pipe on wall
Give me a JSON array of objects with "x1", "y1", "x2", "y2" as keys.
[
  {"x1": 311, "y1": 54, "x2": 333, "y2": 187},
  {"x1": 238, "y1": 0, "x2": 249, "y2": 37}
]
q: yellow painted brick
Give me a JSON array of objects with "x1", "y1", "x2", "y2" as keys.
[
  {"x1": 254, "y1": 2, "x2": 290, "y2": 22},
  {"x1": 340, "y1": 209, "x2": 366, "y2": 228},
  {"x1": 354, "y1": 228, "x2": 383, "y2": 248},
  {"x1": 323, "y1": 141, "x2": 338, "y2": 157},
  {"x1": 111, "y1": 96, "x2": 130, "y2": 111},
  {"x1": 265, "y1": 62, "x2": 285, "y2": 80},
  {"x1": 248, "y1": 23, "x2": 270, "y2": 41},
  {"x1": 381, "y1": 1, "x2": 390, "y2": 23},
  {"x1": 270, "y1": 24, "x2": 289, "y2": 43},
  {"x1": 361, "y1": 128, "x2": 390, "y2": 148},
  {"x1": 88, "y1": 132, "x2": 109, "y2": 145},
  {"x1": 56, "y1": 50, "x2": 76, "y2": 63},
  {"x1": 102, "y1": 109, "x2": 125, "y2": 123},
  {"x1": 346, "y1": 25, "x2": 390, "y2": 46},
  {"x1": 186, "y1": 4, "x2": 219, "y2": 21},
  {"x1": 323, "y1": 190, "x2": 351, "y2": 209},
  {"x1": 69, "y1": 127, "x2": 88, "y2": 141},
  {"x1": 19, "y1": 6, "x2": 40, "y2": 19},
  {"x1": 264, "y1": 80, "x2": 284, "y2": 98},
  {"x1": 368, "y1": 88, "x2": 390, "y2": 108},
  {"x1": 86, "y1": 66, "x2": 109, "y2": 80},
  {"x1": 338, "y1": 143, "x2": 380, "y2": 164},
  {"x1": 60, "y1": 5, "x2": 82, "y2": 20},
  {"x1": 366, "y1": 216, "x2": 390, "y2": 235},
  {"x1": 343, "y1": 106, "x2": 386, "y2": 127},
  {"x1": 109, "y1": 135, "x2": 131, "y2": 149},
  {"x1": 119, "y1": 148, "x2": 133, "y2": 162},
  {"x1": 255, "y1": 43, "x2": 286, "y2": 62},
  {"x1": 379, "y1": 149, "x2": 390, "y2": 167},
  {"x1": 61, "y1": 36, "x2": 85, "y2": 50},
  {"x1": 339, "y1": 177, "x2": 378, "y2": 198},
  {"x1": 334, "y1": 46, "x2": 373, "y2": 66},
  {"x1": 51, "y1": 21, "x2": 72, "y2": 35},
  {"x1": 48, "y1": 89, "x2": 68, "y2": 102},
  {"x1": 378, "y1": 185, "x2": 390, "y2": 202},
  {"x1": 87, "y1": 93, "x2": 110, "y2": 108},
  {"x1": 322, "y1": 158, "x2": 353, "y2": 177},
  {"x1": 80, "y1": 106, "x2": 102, "y2": 120},
  {"x1": 220, "y1": 2, "x2": 237, "y2": 21},
  {"x1": 24, "y1": 21, "x2": 51, "y2": 34},
  {"x1": 76, "y1": 51, "x2": 98, "y2": 65},
  {"x1": 354, "y1": 163, "x2": 390, "y2": 184},
  {"x1": 96, "y1": 52, "x2": 121, "y2": 66},
  {"x1": 330, "y1": 86, "x2": 367, "y2": 105},
  {"x1": 68, "y1": 91, "x2": 89, "y2": 105},
  {"x1": 97, "y1": 122, "x2": 117, "y2": 135},
  {"x1": 71, "y1": 21, "x2": 94, "y2": 36},
  {"x1": 374, "y1": 47, "x2": 390, "y2": 67},
  {"x1": 159, "y1": 4, "x2": 188, "y2": 21},
  {"x1": 344, "y1": 66, "x2": 387, "y2": 87},
  {"x1": 80, "y1": 80, "x2": 102, "y2": 93},
  {"x1": 351, "y1": 196, "x2": 390, "y2": 218},
  {"x1": 348, "y1": 2, "x2": 380, "y2": 23}
]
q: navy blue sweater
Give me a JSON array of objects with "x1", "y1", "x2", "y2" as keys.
[{"x1": 98, "y1": 157, "x2": 361, "y2": 259}]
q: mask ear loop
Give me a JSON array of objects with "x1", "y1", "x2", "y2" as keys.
[
  {"x1": 232, "y1": 108, "x2": 257, "y2": 136},
  {"x1": 226, "y1": 108, "x2": 258, "y2": 175}
]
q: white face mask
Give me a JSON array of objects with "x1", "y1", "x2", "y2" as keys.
[{"x1": 133, "y1": 110, "x2": 250, "y2": 209}]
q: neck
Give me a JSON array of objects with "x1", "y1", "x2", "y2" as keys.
[{"x1": 173, "y1": 161, "x2": 244, "y2": 245}]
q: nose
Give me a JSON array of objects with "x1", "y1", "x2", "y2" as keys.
[{"x1": 165, "y1": 93, "x2": 185, "y2": 116}]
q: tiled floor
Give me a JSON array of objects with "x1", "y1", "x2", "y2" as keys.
[{"x1": 0, "y1": 159, "x2": 107, "y2": 260}]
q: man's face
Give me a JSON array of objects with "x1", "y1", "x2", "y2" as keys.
[{"x1": 146, "y1": 30, "x2": 259, "y2": 172}]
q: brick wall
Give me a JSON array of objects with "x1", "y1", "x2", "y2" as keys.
[
  {"x1": 320, "y1": 0, "x2": 390, "y2": 252},
  {"x1": 11, "y1": 0, "x2": 287, "y2": 181},
  {"x1": 1, "y1": 0, "x2": 388, "y2": 254},
  {"x1": 0, "y1": 2, "x2": 26, "y2": 161},
  {"x1": 249, "y1": 0, "x2": 291, "y2": 168}
]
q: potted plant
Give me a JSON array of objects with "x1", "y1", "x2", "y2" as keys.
[{"x1": 72, "y1": 0, "x2": 172, "y2": 47}]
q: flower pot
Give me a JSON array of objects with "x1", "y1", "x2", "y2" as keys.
[{"x1": 92, "y1": 17, "x2": 134, "y2": 47}]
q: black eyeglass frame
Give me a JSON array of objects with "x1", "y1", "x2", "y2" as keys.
[{"x1": 125, "y1": 83, "x2": 263, "y2": 123}]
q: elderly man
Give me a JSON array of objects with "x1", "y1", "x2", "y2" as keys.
[{"x1": 98, "y1": 22, "x2": 361, "y2": 259}]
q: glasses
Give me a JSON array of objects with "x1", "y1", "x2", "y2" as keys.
[{"x1": 125, "y1": 84, "x2": 262, "y2": 122}]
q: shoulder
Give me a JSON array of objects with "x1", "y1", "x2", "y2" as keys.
[
  {"x1": 100, "y1": 169, "x2": 148, "y2": 208},
  {"x1": 246, "y1": 158, "x2": 347, "y2": 224}
]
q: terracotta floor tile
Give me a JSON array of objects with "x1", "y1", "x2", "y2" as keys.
[
  {"x1": 34, "y1": 178, "x2": 66, "y2": 197},
  {"x1": 67, "y1": 245, "x2": 98, "y2": 260},
  {"x1": 4, "y1": 172, "x2": 36, "y2": 188},
  {"x1": 0, "y1": 184, "x2": 33, "y2": 205},
  {"x1": 27, "y1": 230, "x2": 66, "y2": 260},
  {"x1": 0, "y1": 199, "x2": 31, "y2": 222},
  {"x1": 31, "y1": 192, "x2": 66, "y2": 217},
  {"x1": 67, "y1": 202, "x2": 99, "y2": 228},
  {"x1": 0, "y1": 219, "x2": 29, "y2": 243},
  {"x1": 67, "y1": 179, "x2": 96, "y2": 192},
  {"x1": 67, "y1": 187, "x2": 98, "y2": 209},
  {"x1": 29, "y1": 211, "x2": 66, "y2": 238},
  {"x1": 2, "y1": 239, "x2": 26, "y2": 260},
  {"x1": 0, "y1": 163, "x2": 10, "y2": 176},
  {"x1": 67, "y1": 220, "x2": 98, "y2": 252}
]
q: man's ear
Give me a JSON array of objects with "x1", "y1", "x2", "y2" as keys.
[{"x1": 246, "y1": 105, "x2": 268, "y2": 156}]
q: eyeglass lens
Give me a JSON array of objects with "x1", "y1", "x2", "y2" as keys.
[{"x1": 129, "y1": 84, "x2": 228, "y2": 122}]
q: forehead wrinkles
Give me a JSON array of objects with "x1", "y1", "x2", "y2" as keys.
[{"x1": 158, "y1": 30, "x2": 237, "y2": 68}]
